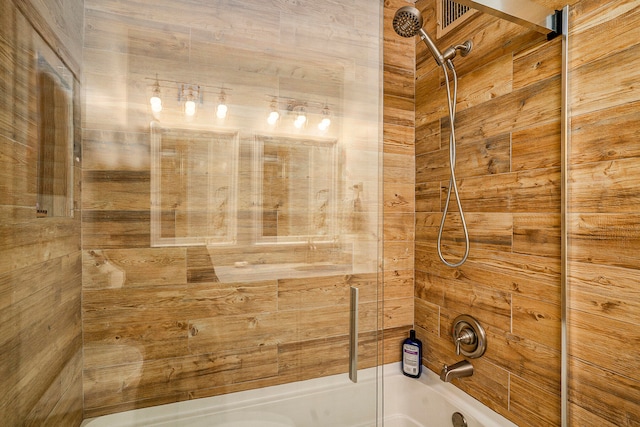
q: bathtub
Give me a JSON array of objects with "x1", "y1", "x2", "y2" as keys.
[{"x1": 81, "y1": 363, "x2": 517, "y2": 427}]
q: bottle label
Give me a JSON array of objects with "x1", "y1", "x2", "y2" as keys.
[{"x1": 403, "y1": 343, "x2": 419, "y2": 375}]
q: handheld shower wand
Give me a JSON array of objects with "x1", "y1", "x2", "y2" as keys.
[
  {"x1": 393, "y1": 6, "x2": 472, "y2": 267},
  {"x1": 392, "y1": 6, "x2": 472, "y2": 67}
]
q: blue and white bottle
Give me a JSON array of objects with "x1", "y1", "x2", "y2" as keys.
[{"x1": 402, "y1": 329, "x2": 422, "y2": 378}]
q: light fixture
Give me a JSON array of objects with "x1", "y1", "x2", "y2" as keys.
[
  {"x1": 149, "y1": 74, "x2": 162, "y2": 114},
  {"x1": 180, "y1": 84, "x2": 200, "y2": 117},
  {"x1": 293, "y1": 105, "x2": 307, "y2": 129},
  {"x1": 216, "y1": 90, "x2": 228, "y2": 119},
  {"x1": 318, "y1": 104, "x2": 331, "y2": 131},
  {"x1": 267, "y1": 98, "x2": 279, "y2": 125}
]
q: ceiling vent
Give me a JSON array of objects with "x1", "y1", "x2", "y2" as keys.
[{"x1": 437, "y1": 0, "x2": 476, "y2": 38}]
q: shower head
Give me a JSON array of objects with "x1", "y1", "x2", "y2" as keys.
[
  {"x1": 392, "y1": 6, "x2": 472, "y2": 67},
  {"x1": 393, "y1": 6, "x2": 446, "y2": 66},
  {"x1": 392, "y1": 6, "x2": 424, "y2": 38}
]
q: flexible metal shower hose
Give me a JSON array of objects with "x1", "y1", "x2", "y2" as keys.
[{"x1": 437, "y1": 60, "x2": 470, "y2": 267}]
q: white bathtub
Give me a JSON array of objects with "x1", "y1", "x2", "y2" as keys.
[{"x1": 81, "y1": 363, "x2": 517, "y2": 427}]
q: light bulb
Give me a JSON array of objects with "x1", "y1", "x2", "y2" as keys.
[
  {"x1": 150, "y1": 75, "x2": 162, "y2": 113},
  {"x1": 294, "y1": 115, "x2": 306, "y2": 129},
  {"x1": 318, "y1": 118, "x2": 330, "y2": 131},
  {"x1": 267, "y1": 110, "x2": 280, "y2": 125},
  {"x1": 150, "y1": 95, "x2": 162, "y2": 113},
  {"x1": 184, "y1": 99, "x2": 196, "y2": 116},
  {"x1": 181, "y1": 85, "x2": 199, "y2": 117},
  {"x1": 216, "y1": 103, "x2": 228, "y2": 119},
  {"x1": 293, "y1": 107, "x2": 306, "y2": 129},
  {"x1": 318, "y1": 105, "x2": 331, "y2": 131}
]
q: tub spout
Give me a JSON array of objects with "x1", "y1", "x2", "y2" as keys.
[{"x1": 440, "y1": 360, "x2": 473, "y2": 382}]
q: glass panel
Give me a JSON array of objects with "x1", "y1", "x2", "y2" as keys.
[{"x1": 81, "y1": 0, "x2": 383, "y2": 423}]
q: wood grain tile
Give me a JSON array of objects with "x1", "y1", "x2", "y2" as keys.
[
  {"x1": 513, "y1": 213, "x2": 561, "y2": 257},
  {"x1": 509, "y1": 374, "x2": 561, "y2": 427},
  {"x1": 457, "y1": 54, "x2": 513, "y2": 111},
  {"x1": 480, "y1": 326, "x2": 560, "y2": 395},
  {"x1": 571, "y1": 100, "x2": 640, "y2": 165},
  {"x1": 512, "y1": 121, "x2": 561, "y2": 171},
  {"x1": 570, "y1": 157, "x2": 640, "y2": 213},
  {"x1": 383, "y1": 269, "x2": 414, "y2": 300},
  {"x1": 83, "y1": 248, "x2": 186, "y2": 288},
  {"x1": 454, "y1": 76, "x2": 561, "y2": 145},
  {"x1": 570, "y1": 0, "x2": 640, "y2": 68},
  {"x1": 512, "y1": 294, "x2": 561, "y2": 351},
  {"x1": 454, "y1": 168, "x2": 560, "y2": 213},
  {"x1": 383, "y1": 123, "x2": 415, "y2": 156},
  {"x1": 568, "y1": 357, "x2": 640, "y2": 426},
  {"x1": 570, "y1": 42, "x2": 640, "y2": 117},
  {"x1": 82, "y1": 171, "x2": 150, "y2": 211},
  {"x1": 569, "y1": 309, "x2": 640, "y2": 383},
  {"x1": 417, "y1": 133, "x2": 511, "y2": 184},
  {"x1": 83, "y1": 320, "x2": 189, "y2": 366},
  {"x1": 82, "y1": 211, "x2": 150, "y2": 249},
  {"x1": 569, "y1": 213, "x2": 640, "y2": 269},
  {"x1": 568, "y1": 260, "x2": 640, "y2": 325},
  {"x1": 83, "y1": 346, "x2": 279, "y2": 411},
  {"x1": 513, "y1": 36, "x2": 561, "y2": 89},
  {"x1": 415, "y1": 181, "x2": 440, "y2": 213}
]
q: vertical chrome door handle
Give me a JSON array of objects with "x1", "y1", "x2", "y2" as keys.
[{"x1": 349, "y1": 286, "x2": 359, "y2": 383}]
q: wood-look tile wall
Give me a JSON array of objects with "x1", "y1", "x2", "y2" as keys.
[
  {"x1": 4, "y1": 0, "x2": 637, "y2": 424},
  {"x1": 415, "y1": 0, "x2": 640, "y2": 426},
  {"x1": 1, "y1": 0, "x2": 84, "y2": 426},
  {"x1": 81, "y1": 0, "x2": 415, "y2": 418},
  {"x1": 414, "y1": 1, "x2": 563, "y2": 425},
  {"x1": 568, "y1": 0, "x2": 640, "y2": 425}
]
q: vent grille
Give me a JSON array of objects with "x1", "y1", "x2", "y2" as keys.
[
  {"x1": 437, "y1": 0, "x2": 475, "y2": 38},
  {"x1": 442, "y1": 1, "x2": 471, "y2": 28}
]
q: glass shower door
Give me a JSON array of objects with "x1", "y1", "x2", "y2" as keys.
[{"x1": 82, "y1": 0, "x2": 384, "y2": 423}]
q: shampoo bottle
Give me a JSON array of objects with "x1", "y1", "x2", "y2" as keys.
[{"x1": 402, "y1": 329, "x2": 422, "y2": 378}]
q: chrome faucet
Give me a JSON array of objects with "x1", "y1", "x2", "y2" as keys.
[{"x1": 440, "y1": 360, "x2": 474, "y2": 382}]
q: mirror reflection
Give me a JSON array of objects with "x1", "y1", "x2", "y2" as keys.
[
  {"x1": 256, "y1": 135, "x2": 337, "y2": 243},
  {"x1": 151, "y1": 125, "x2": 238, "y2": 246},
  {"x1": 36, "y1": 54, "x2": 74, "y2": 218}
]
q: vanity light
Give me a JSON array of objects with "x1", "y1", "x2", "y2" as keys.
[
  {"x1": 318, "y1": 105, "x2": 331, "y2": 131},
  {"x1": 216, "y1": 90, "x2": 228, "y2": 119},
  {"x1": 149, "y1": 75, "x2": 162, "y2": 113}
]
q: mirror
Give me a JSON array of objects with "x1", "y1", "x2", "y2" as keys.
[
  {"x1": 36, "y1": 53, "x2": 74, "y2": 218},
  {"x1": 255, "y1": 134, "x2": 338, "y2": 243},
  {"x1": 150, "y1": 125, "x2": 238, "y2": 246}
]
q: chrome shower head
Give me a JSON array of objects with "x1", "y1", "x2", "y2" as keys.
[
  {"x1": 392, "y1": 6, "x2": 423, "y2": 38},
  {"x1": 393, "y1": 6, "x2": 446, "y2": 66},
  {"x1": 392, "y1": 6, "x2": 473, "y2": 67}
]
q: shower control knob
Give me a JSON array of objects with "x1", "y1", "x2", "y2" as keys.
[
  {"x1": 452, "y1": 315, "x2": 486, "y2": 359},
  {"x1": 455, "y1": 328, "x2": 476, "y2": 355}
]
